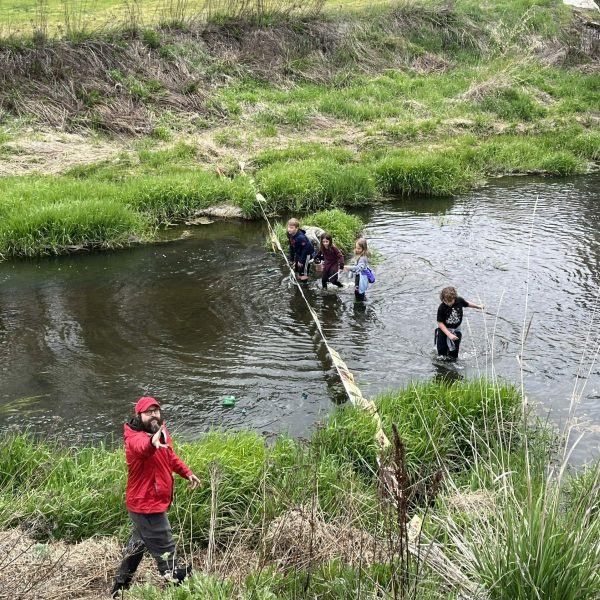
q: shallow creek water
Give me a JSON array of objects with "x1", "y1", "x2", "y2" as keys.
[{"x1": 1, "y1": 174, "x2": 599, "y2": 461}]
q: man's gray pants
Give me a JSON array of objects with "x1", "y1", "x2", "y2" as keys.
[{"x1": 114, "y1": 511, "x2": 177, "y2": 586}]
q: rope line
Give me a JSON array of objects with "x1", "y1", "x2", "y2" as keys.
[{"x1": 256, "y1": 193, "x2": 389, "y2": 449}]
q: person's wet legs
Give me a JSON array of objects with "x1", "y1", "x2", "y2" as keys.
[
  {"x1": 449, "y1": 331, "x2": 462, "y2": 359},
  {"x1": 435, "y1": 328, "x2": 461, "y2": 359},
  {"x1": 354, "y1": 274, "x2": 366, "y2": 301}
]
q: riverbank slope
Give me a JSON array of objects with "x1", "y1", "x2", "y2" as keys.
[
  {"x1": 0, "y1": 0, "x2": 598, "y2": 258},
  {"x1": 3, "y1": 378, "x2": 600, "y2": 599}
]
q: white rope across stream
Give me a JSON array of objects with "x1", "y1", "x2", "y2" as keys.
[{"x1": 256, "y1": 193, "x2": 389, "y2": 449}]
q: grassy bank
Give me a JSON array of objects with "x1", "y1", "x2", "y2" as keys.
[
  {"x1": 0, "y1": 0, "x2": 598, "y2": 258},
  {"x1": 3, "y1": 377, "x2": 600, "y2": 599}
]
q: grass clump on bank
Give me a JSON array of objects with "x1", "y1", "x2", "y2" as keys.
[
  {"x1": 313, "y1": 378, "x2": 521, "y2": 481},
  {"x1": 0, "y1": 169, "x2": 255, "y2": 258},
  {"x1": 255, "y1": 159, "x2": 377, "y2": 214},
  {"x1": 373, "y1": 150, "x2": 478, "y2": 196},
  {"x1": 270, "y1": 208, "x2": 363, "y2": 255},
  {"x1": 3, "y1": 377, "x2": 600, "y2": 599}
]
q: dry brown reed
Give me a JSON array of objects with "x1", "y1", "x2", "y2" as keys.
[
  {"x1": 0, "y1": 3, "x2": 482, "y2": 134},
  {"x1": 0, "y1": 527, "x2": 121, "y2": 600},
  {"x1": 264, "y1": 505, "x2": 379, "y2": 569}
]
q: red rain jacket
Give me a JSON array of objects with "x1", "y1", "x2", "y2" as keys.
[{"x1": 124, "y1": 421, "x2": 192, "y2": 513}]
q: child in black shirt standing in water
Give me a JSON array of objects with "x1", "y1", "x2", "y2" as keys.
[{"x1": 436, "y1": 286, "x2": 484, "y2": 359}]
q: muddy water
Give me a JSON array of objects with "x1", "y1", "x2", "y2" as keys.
[{"x1": 1, "y1": 174, "x2": 599, "y2": 460}]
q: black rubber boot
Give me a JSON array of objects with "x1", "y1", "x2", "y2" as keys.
[
  {"x1": 176, "y1": 564, "x2": 193, "y2": 583},
  {"x1": 162, "y1": 564, "x2": 193, "y2": 586},
  {"x1": 112, "y1": 544, "x2": 145, "y2": 597}
]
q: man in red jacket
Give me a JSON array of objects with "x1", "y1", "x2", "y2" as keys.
[{"x1": 111, "y1": 396, "x2": 200, "y2": 598}]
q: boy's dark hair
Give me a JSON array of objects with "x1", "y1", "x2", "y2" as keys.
[{"x1": 440, "y1": 286, "x2": 457, "y2": 303}]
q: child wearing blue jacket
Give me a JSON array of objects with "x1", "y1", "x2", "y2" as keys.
[
  {"x1": 286, "y1": 218, "x2": 314, "y2": 282},
  {"x1": 344, "y1": 238, "x2": 370, "y2": 301}
]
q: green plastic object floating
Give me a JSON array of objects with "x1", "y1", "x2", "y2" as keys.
[{"x1": 222, "y1": 395, "x2": 236, "y2": 407}]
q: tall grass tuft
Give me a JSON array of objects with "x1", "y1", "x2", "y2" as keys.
[
  {"x1": 0, "y1": 170, "x2": 256, "y2": 257},
  {"x1": 313, "y1": 378, "x2": 521, "y2": 482},
  {"x1": 269, "y1": 208, "x2": 363, "y2": 254},
  {"x1": 0, "y1": 197, "x2": 151, "y2": 258},
  {"x1": 255, "y1": 159, "x2": 377, "y2": 214},
  {"x1": 373, "y1": 151, "x2": 477, "y2": 197},
  {"x1": 437, "y1": 450, "x2": 600, "y2": 600},
  {"x1": 302, "y1": 209, "x2": 363, "y2": 253}
]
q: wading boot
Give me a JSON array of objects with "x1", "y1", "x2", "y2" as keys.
[
  {"x1": 163, "y1": 564, "x2": 193, "y2": 586},
  {"x1": 111, "y1": 543, "x2": 144, "y2": 597}
]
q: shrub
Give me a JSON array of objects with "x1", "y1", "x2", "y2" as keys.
[
  {"x1": 374, "y1": 151, "x2": 476, "y2": 196},
  {"x1": 255, "y1": 159, "x2": 377, "y2": 214},
  {"x1": 268, "y1": 208, "x2": 362, "y2": 254}
]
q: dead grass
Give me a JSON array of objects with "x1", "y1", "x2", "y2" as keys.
[
  {"x1": 265, "y1": 505, "x2": 378, "y2": 569},
  {"x1": 0, "y1": 4, "x2": 484, "y2": 135},
  {"x1": 0, "y1": 506, "x2": 381, "y2": 599},
  {"x1": 458, "y1": 72, "x2": 517, "y2": 102},
  {"x1": 445, "y1": 490, "x2": 496, "y2": 517},
  {"x1": 0, "y1": 528, "x2": 121, "y2": 600},
  {"x1": 0, "y1": 132, "x2": 120, "y2": 176}
]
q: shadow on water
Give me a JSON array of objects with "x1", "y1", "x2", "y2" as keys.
[{"x1": 432, "y1": 360, "x2": 465, "y2": 385}]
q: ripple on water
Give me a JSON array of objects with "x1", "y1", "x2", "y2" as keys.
[{"x1": 0, "y1": 175, "x2": 599, "y2": 461}]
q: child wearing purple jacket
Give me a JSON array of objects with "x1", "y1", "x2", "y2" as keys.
[{"x1": 316, "y1": 233, "x2": 344, "y2": 289}]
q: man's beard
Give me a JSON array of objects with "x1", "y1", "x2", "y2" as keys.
[{"x1": 144, "y1": 417, "x2": 163, "y2": 434}]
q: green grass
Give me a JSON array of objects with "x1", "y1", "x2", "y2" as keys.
[
  {"x1": 0, "y1": 378, "x2": 519, "y2": 542},
  {"x1": 0, "y1": 0, "x2": 387, "y2": 38},
  {"x1": 313, "y1": 378, "x2": 521, "y2": 482},
  {"x1": 270, "y1": 208, "x2": 363, "y2": 254},
  {"x1": 255, "y1": 159, "x2": 378, "y2": 214},
  {"x1": 4, "y1": 377, "x2": 600, "y2": 599},
  {"x1": 373, "y1": 150, "x2": 478, "y2": 196},
  {"x1": 126, "y1": 559, "x2": 457, "y2": 600},
  {"x1": 0, "y1": 168, "x2": 256, "y2": 258},
  {"x1": 0, "y1": 0, "x2": 598, "y2": 258},
  {"x1": 2, "y1": 120, "x2": 595, "y2": 256}
]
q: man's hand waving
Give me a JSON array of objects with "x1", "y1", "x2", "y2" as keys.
[{"x1": 151, "y1": 425, "x2": 168, "y2": 449}]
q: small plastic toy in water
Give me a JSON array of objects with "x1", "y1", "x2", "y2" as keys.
[{"x1": 222, "y1": 395, "x2": 236, "y2": 407}]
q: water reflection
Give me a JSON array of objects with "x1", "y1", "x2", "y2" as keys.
[{"x1": 0, "y1": 174, "x2": 599, "y2": 460}]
